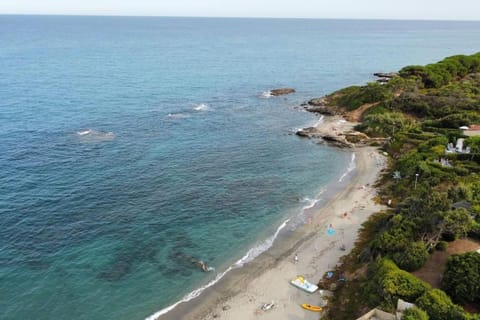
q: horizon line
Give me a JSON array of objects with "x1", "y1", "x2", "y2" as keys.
[{"x1": 1, "y1": 13, "x2": 479, "y2": 23}]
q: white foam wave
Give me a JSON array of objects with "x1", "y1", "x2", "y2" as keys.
[
  {"x1": 314, "y1": 115, "x2": 325, "y2": 127},
  {"x1": 166, "y1": 113, "x2": 190, "y2": 119},
  {"x1": 234, "y1": 218, "x2": 290, "y2": 267},
  {"x1": 75, "y1": 129, "x2": 114, "y2": 142},
  {"x1": 301, "y1": 196, "x2": 321, "y2": 210},
  {"x1": 145, "y1": 219, "x2": 290, "y2": 320},
  {"x1": 193, "y1": 103, "x2": 210, "y2": 111},
  {"x1": 338, "y1": 152, "x2": 356, "y2": 182},
  {"x1": 77, "y1": 129, "x2": 92, "y2": 136},
  {"x1": 260, "y1": 90, "x2": 273, "y2": 98}
]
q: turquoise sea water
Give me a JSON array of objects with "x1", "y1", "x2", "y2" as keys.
[{"x1": 1, "y1": 16, "x2": 480, "y2": 320}]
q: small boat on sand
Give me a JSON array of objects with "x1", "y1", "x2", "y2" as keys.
[
  {"x1": 290, "y1": 275, "x2": 318, "y2": 293},
  {"x1": 301, "y1": 303, "x2": 322, "y2": 312}
]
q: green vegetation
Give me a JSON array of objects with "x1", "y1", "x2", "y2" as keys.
[
  {"x1": 402, "y1": 307, "x2": 430, "y2": 320},
  {"x1": 442, "y1": 252, "x2": 480, "y2": 304},
  {"x1": 329, "y1": 82, "x2": 392, "y2": 110},
  {"x1": 324, "y1": 52, "x2": 480, "y2": 320}
]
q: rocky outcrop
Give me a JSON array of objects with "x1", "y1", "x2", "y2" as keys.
[
  {"x1": 373, "y1": 72, "x2": 397, "y2": 78},
  {"x1": 303, "y1": 97, "x2": 343, "y2": 115},
  {"x1": 296, "y1": 127, "x2": 354, "y2": 148},
  {"x1": 373, "y1": 72, "x2": 398, "y2": 84},
  {"x1": 270, "y1": 88, "x2": 295, "y2": 96},
  {"x1": 305, "y1": 105, "x2": 342, "y2": 116},
  {"x1": 307, "y1": 97, "x2": 328, "y2": 106},
  {"x1": 296, "y1": 126, "x2": 387, "y2": 148}
]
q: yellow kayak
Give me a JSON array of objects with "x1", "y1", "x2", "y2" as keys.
[{"x1": 301, "y1": 303, "x2": 322, "y2": 312}]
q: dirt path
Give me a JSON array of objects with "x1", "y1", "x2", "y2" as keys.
[{"x1": 344, "y1": 102, "x2": 379, "y2": 122}]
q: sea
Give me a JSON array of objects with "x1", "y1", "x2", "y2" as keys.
[{"x1": 1, "y1": 15, "x2": 480, "y2": 320}]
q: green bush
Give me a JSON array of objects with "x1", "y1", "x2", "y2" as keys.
[
  {"x1": 442, "y1": 252, "x2": 480, "y2": 304},
  {"x1": 402, "y1": 307, "x2": 429, "y2": 320},
  {"x1": 333, "y1": 82, "x2": 392, "y2": 110},
  {"x1": 382, "y1": 268, "x2": 431, "y2": 302},
  {"x1": 393, "y1": 241, "x2": 429, "y2": 271},
  {"x1": 416, "y1": 289, "x2": 465, "y2": 320},
  {"x1": 468, "y1": 221, "x2": 480, "y2": 239},
  {"x1": 442, "y1": 209, "x2": 472, "y2": 240}
]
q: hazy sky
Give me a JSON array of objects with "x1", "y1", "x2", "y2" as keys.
[{"x1": 1, "y1": 0, "x2": 479, "y2": 20}]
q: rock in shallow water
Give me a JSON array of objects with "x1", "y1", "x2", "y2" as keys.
[{"x1": 270, "y1": 88, "x2": 295, "y2": 96}]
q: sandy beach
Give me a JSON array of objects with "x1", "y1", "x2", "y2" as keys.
[{"x1": 157, "y1": 117, "x2": 386, "y2": 320}]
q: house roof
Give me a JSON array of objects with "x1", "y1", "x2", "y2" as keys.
[{"x1": 468, "y1": 124, "x2": 480, "y2": 131}]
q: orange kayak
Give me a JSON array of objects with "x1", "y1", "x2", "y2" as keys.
[{"x1": 301, "y1": 303, "x2": 322, "y2": 312}]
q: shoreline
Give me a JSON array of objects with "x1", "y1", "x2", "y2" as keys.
[{"x1": 154, "y1": 116, "x2": 387, "y2": 320}]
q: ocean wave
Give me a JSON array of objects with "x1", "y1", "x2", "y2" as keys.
[
  {"x1": 75, "y1": 129, "x2": 115, "y2": 142},
  {"x1": 193, "y1": 103, "x2": 210, "y2": 111},
  {"x1": 145, "y1": 219, "x2": 290, "y2": 320},
  {"x1": 314, "y1": 115, "x2": 325, "y2": 127},
  {"x1": 260, "y1": 91, "x2": 272, "y2": 99},
  {"x1": 338, "y1": 152, "x2": 356, "y2": 182},
  {"x1": 300, "y1": 196, "x2": 322, "y2": 210},
  {"x1": 288, "y1": 192, "x2": 325, "y2": 230},
  {"x1": 166, "y1": 113, "x2": 190, "y2": 119}
]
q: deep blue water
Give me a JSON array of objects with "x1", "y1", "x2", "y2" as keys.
[{"x1": 1, "y1": 16, "x2": 480, "y2": 320}]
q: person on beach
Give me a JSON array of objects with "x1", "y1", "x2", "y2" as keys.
[{"x1": 294, "y1": 254, "x2": 298, "y2": 264}]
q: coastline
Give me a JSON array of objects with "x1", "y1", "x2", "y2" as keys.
[{"x1": 154, "y1": 116, "x2": 387, "y2": 320}]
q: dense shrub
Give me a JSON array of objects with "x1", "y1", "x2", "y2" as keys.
[
  {"x1": 333, "y1": 82, "x2": 392, "y2": 110},
  {"x1": 367, "y1": 259, "x2": 431, "y2": 308},
  {"x1": 416, "y1": 289, "x2": 465, "y2": 320},
  {"x1": 442, "y1": 252, "x2": 480, "y2": 304},
  {"x1": 382, "y1": 267, "x2": 431, "y2": 301},
  {"x1": 442, "y1": 209, "x2": 472, "y2": 240},
  {"x1": 469, "y1": 222, "x2": 480, "y2": 239},
  {"x1": 402, "y1": 307, "x2": 429, "y2": 320},
  {"x1": 393, "y1": 241, "x2": 428, "y2": 271}
]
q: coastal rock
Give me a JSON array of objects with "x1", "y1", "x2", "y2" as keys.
[
  {"x1": 373, "y1": 72, "x2": 397, "y2": 78},
  {"x1": 296, "y1": 127, "x2": 355, "y2": 148},
  {"x1": 296, "y1": 127, "x2": 321, "y2": 138},
  {"x1": 307, "y1": 97, "x2": 327, "y2": 106},
  {"x1": 321, "y1": 135, "x2": 355, "y2": 148},
  {"x1": 304, "y1": 97, "x2": 343, "y2": 115},
  {"x1": 270, "y1": 88, "x2": 295, "y2": 96},
  {"x1": 305, "y1": 104, "x2": 342, "y2": 116}
]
